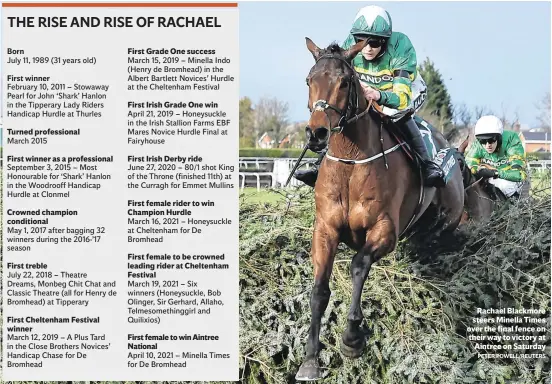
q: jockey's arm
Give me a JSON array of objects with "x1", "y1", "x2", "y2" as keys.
[
  {"x1": 498, "y1": 137, "x2": 527, "y2": 182},
  {"x1": 465, "y1": 143, "x2": 484, "y2": 174},
  {"x1": 378, "y1": 69, "x2": 413, "y2": 110},
  {"x1": 378, "y1": 41, "x2": 417, "y2": 110},
  {"x1": 341, "y1": 34, "x2": 416, "y2": 111}
]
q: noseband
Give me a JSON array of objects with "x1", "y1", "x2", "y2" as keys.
[{"x1": 307, "y1": 53, "x2": 372, "y2": 133}]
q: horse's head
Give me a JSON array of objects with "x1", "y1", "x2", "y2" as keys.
[
  {"x1": 454, "y1": 134, "x2": 496, "y2": 221},
  {"x1": 303, "y1": 37, "x2": 368, "y2": 151}
]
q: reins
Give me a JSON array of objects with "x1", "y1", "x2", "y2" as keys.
[
  {"x1": 464, "y1": 177, "x2": 484, "y2": 192},
  {"x1": 307, "y1": 53, "x2": 407, "y2": 166}
]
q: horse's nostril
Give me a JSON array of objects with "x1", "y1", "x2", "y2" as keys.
[{"x1": 314, "y1": 127, "x2": 329, "y2": 141}]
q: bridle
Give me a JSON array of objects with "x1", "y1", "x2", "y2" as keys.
[
  {"x1": 305, "y1": 51, "x2": 405, "y2": 168},
  {"x1": 307, "y1": 53, "x2": 372, "y2": 135}
]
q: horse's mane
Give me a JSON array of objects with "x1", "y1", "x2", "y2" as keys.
[
  {"x1": 309, "y1": 41, "x2": 348, "y2": 78},
  {"x1": 322, "y1": 41, "x2": 343, "y2": 56}
]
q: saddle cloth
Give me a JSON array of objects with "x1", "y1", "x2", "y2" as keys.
[{"x1": 412, "y1": 115, "x2": 457, "y2": 184}]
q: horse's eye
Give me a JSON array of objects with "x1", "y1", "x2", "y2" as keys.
[
  {"x1": 305, "y1": 78, "x2": 309, "y2": 86},
  {"x1": 340, "y1": 79, "x2": 348, "y2": 89}
]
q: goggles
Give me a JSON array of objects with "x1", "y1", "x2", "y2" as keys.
[
  {"x1": 478, "y1": 136, "x2": 498, "y2": 145},
  {"x1": 354, "y1": 35, "x2": 385, "y2": 48}
]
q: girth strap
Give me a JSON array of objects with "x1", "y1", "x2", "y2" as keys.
[{"x1": 325, "y1": 142, "x2": 406, "y2": 164}]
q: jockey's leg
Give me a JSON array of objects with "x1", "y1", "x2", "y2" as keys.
[
  {"x1": 401, "y1": 115, "x2": 446, "y2": 188},
  {"x1": 487, "y1": 178, "x2": 524, "y2": 198},
  {"x1": 293, "y1": 146, "x2": 326, "y2": 187}
]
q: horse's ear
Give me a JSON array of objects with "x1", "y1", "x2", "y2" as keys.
[
  {"x1": 344, "y1": 38, "x2": 368, "y2": 61},
  {"x1": 458, "y1": 134, "x2": 470, "y2": 153},
  {"x1": 305, "y1": 37, "x2": 321, "y2": 60}
]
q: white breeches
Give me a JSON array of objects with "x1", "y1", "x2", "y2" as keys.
[{"x1": 488, "y1": 178, "x2": 524, "y2": 197}]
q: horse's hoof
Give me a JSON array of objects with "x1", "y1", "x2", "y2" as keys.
[
  {"x1": 295, "y1": 359, "x2": 322, "y2": 381},
  {"x1": 340, "y1": 335, "x2": 366, "y2": 358}
]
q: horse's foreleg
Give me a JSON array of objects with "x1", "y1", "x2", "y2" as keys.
[
  {"x1": 296, "y1": 220, "x2": 339, "y2": 381},
  {"x1": 341, "y1": 216, "x2": 396, "y2": 358}
]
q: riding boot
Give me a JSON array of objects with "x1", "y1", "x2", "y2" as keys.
[
  {"x1": 293, "y1": 147, "x2": 326, "y2": 188},
  {"x1": 402, "y1": 117, "x2": 446, "y2": 188}
]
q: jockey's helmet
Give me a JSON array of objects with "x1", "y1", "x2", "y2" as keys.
[
  {"x1": 350, "y1": 5, "x2": 393, "y2": 40},
  {"x1": 474, "y1": 115, "x2": 504, "y2": 139},
  {"x1": 474, "y1": 115, "x2": 504, "y2": 149}
]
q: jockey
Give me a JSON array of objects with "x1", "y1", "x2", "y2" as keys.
[
  {"x1": 465, "y1": 115, "x2": 528, "y2": 199},
  {"x1": 294, "y1": 5, "x2": 446, "y2": 188}
]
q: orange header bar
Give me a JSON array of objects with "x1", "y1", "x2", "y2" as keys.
[{"x1": 2, "y1": 2, "x2": 237, "y2": 7}]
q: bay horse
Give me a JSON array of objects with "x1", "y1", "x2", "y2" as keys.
[
  {"x1": 456, "y1": 136, "x2": 495, "y2": 223},
  {"x1": 295, "y1": 37, "x2": 466, "y2": 380}
]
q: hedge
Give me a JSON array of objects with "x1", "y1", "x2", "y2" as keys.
[
  {"x1": 235, "y1": 188, "x2": 551, "y2": 383},
  {"x1": 527, "y1": 152, "x2": 551, "y2": 161}
]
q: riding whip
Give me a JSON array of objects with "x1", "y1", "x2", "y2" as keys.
[
  {"x1": 464, "y1": 177, "x2": 483, "y2": 191},
  {"x1": 284, "y1": 143, "x2": 309, "y2": 187}
]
